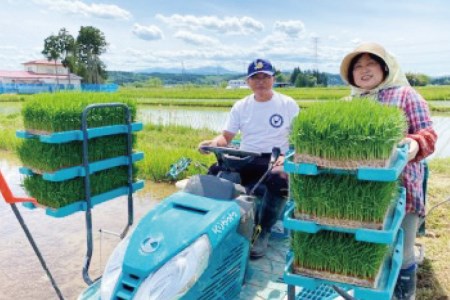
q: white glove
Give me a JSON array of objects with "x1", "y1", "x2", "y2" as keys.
[{"x1": 399, "y1": 138, "x2": 419, "y2": 161}]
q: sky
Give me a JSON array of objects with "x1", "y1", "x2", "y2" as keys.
[{"x1": 1, "y1": 0, "x2": 450, "y2": 76}]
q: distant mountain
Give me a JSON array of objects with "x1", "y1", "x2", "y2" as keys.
[{"x1": 136, "y1": 66, "x2": 240, "y2": 75}]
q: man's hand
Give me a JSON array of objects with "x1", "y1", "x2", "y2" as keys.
[
  {"x1": 399, "y1": 137, "x2": 419, "y2": 162},
  {"x1": 198, "y1": 140, "x2": 213, "y2": 154},
  {"x1": 274, "y1": 155, "x2": 285, "y2": 166}
]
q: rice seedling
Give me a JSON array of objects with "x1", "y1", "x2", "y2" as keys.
[
  {"x1": 24, "y1": 166, "x2": 134, "y2": 208},
  {"x1": 22, "y1": 92, "x2": 137, "y2": 133},
  {"x1": 18, "y1": 135, "x2": 135, "y2": 172},
  {"x1": 17, "y1": 92, "x2": 141, "y2": 208},
  {"x1": 290, "y1": 173, "x2": 399, "y2": 227},
  {"x1": 291, "y1": 99, "x2": 407, "y2": 167},
  {"x1": 292, "y1": 231, "x2": 389, "y2": 287},
  {"x1": 118, "y1": 86, "x2": 357, "y2": 101}
]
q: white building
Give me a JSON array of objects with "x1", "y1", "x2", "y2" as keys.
[
  {"x1": 0, "y1": 60, "x2": 82, "y2": 93},
  {"x1": 226, "y1": 79, "x2": 249, "y2": 89}
]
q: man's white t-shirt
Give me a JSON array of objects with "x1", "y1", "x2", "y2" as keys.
[{"x1": 224, "y1": 91, "x2": 299, "y2": 154}]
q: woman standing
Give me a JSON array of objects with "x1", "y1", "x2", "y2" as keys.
[{"x1": 340, "y1": 42, "x2": 438, "y2": 300}]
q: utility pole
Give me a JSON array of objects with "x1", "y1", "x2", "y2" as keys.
[
  {"x1": 312, "y1": 37, "x2": 319, "y2": 71},
  {"x1": 181, "y1": 61, "x2": 185, "y2": 87}
]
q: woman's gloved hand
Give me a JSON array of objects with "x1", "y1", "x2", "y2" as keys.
[{"x1": 399, "y1": 138, "x2": 420, "y2": 161}]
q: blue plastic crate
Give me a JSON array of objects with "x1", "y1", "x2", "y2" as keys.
[
  {"x1": 16, "y1": 122, "x2": 143, "y2": 144},
  {"x1": 22, "y1": 180, "x2": 144, "y2": 218},
  {"x1": 284, "y1": 145, "x2": 408, "y2": 182},
  {"x1": 284, "y1": 188, "x2": 405, "y2": 244},
  {"x1": 295, "y1": 284, "x2": 347, "y2": 300},
  {"x1": 19, "y1": 152, "x2": 143, "y2": 182},
  {"x1": 284, "y1": 229, "x2": 404, "y2": 300}
]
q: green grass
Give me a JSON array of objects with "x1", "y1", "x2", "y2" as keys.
[
  {"x1": 118, "y1": 85, "x2": 450, "y2": 101},
  {"x1": 0, "y1": 113, "x2": 23, "y2": 151},
  {"x1": 0, "y1": 94, "x2": 26, "y2": 102},
  {"x1": 290, "y1": 174, "x2": 399, "y2": 224},
  {"x1": 22, "y1": 92, "x2": 137, "y2": 132},
  {"x1": 416, "y1": 86, "x2": 450, "y2": 100},
  {"x1": 291, "y1": 99, "x2": 407, "y2": 162},
  {"x1": 416, "y1": 157, "x2": 450, "y2": 299},
  {"x1": 292, "y1": 231, "x2": 389, "y2": 281},
  {"x1": 136, "y1": 123, "x2": 217, "y2": 181}
]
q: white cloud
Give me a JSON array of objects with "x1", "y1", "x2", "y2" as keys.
[
  {"x1": 273, "y1": 20, "x2": 305, "y2": 38},
  {"x1": 351, "y1": 38, "x2": 363, "y2": 45},
  {"x1": 174, "y1": 30, "x2": 218, "y2": 46},
  {"x1": 156, "y1": 14, "x2": 264, "y2": 35},
  {"x1": 132, "y1": 24, "x2": 164, "y2": 41},
  {"x1": 32, "y1": 0, "x2": 131, "y2": 20}
]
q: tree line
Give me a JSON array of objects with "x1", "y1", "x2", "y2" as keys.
[
  {"x1": 41, "y1": 26, "x2": 447, "y2": 87},
  {"x1": 42, "y1": 26, "x2": 108, "y2": 84}
]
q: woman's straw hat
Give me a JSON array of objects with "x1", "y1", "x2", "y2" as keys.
[{"x1": 340, "y1": 42, "x2": 387, "y2": 84}]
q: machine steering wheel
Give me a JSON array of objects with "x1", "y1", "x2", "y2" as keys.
[
  {"x1": 200, "y1": 146, "x2": 261, "y2": 158},
  {"x1": 200, "y1": 146, "x2": 262, "y2": 172}
]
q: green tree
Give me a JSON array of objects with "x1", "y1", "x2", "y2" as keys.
[
  {"x1": 275, "y1": 72, "x2": 288, "y2": 83},
  {"x1": 146, "y1": 77, "x2": 163, "y2": 88},
  {"x1": 406, "y1": 72, "x2": 430, "y2": 86},
  {"x1": 76, "y1": 26, "x2": 108, "y2": 83},
  {"x1": 42, "y1": 28, "x2": 78, "y2": 88},
  {"x1": 42, "y1": 34, "x2": 63, "y2": 88},
  {"x1": 295, "y1": 74, "x2": 317, "y2": 87},
  {"x1": 290, "y1": 67, "x2": 301, "y2": 84},
  {"x1": 57, "y1": 28, "x2": 76, "y2": 85}
]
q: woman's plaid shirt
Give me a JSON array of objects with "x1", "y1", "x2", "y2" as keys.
[{"x1": 377, "y1": 86, "x2": 438, "y2": 217}]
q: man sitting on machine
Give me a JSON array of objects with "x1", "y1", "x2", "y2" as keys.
[{"x1": 198, "y1": 58, "x2": 299, "y2": 258}]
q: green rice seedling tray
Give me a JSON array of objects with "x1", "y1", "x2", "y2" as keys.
[
  {"x1": 22, "y1": 180, "x2": 144, "y2": 218},
  {"x1": 16, "y1": 122, "x2": 143, "y2": 144},
  {"x1": 19, "y1": 152, "x2": 143, "y2": 182},
  {"x1": 284, "y1": 144, "x2": 408, "y2": 182},
  {"x1": 284, "y1": 188, "x2": 405, "y2": 244},
  {"x1": 284, "y1": 230, "x2": 403, "y2": 300}
]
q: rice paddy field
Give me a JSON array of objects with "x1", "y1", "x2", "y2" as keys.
[{"x1": 0, "y1": 89, "x2": 449, "y2": 299}]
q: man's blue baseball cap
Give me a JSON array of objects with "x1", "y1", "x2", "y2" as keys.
[{"x1": 247, "y1": 58, "x2": 275, "y2": 78}]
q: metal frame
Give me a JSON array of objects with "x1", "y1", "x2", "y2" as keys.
[{"x1": 81, "y1": 103, "x2": 135, "y2": 284}]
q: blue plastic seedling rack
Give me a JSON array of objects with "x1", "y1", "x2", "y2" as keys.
[
  {"x1": 283, "y1": 146, "x2": 407, "y2": 300},
  {"x1": 17, "y1": 103, "x2": 144, "y2": 284},
  {"x1": 285, "y1": 230, "x2": 404, "y2": 300},
  {"x1": 283, "y1": 187, "x2": 406, "y2": 244},
  {"x1": 294, "y1": 284, "x2": 351, "y2": 300},
  {"x1": 284, "y1": 144, "x2": 408, "y2": 182}
]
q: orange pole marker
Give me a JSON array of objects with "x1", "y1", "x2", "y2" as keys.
[{"x1": 0, "y1": 170, "x2": 37, "y2": 205}]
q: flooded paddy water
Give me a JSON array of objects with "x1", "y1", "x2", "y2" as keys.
[
  {"x1": 0, "y1": 101, "x2": 449, "y2": 299},
  {"x1": 0, "y1": 152, "x2": 177, "y2": 299}
]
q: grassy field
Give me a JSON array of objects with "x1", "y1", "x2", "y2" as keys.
[
  {"x1": 117, "y1": 85, "x2": 450, "y2": 101},
  {"x1": 2, "y1": 85, "x2": 450, "y2": 101},
  {"x1": 416, "y1": 157, "x2": 450, "y2": 299}
]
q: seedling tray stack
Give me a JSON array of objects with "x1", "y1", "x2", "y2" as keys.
[
  {"x1": 16, "y1": 93, "x2": 144, "y2": 217},
  {"x1": 283, "y1": 99, "x2": 408, "y2": 300}
]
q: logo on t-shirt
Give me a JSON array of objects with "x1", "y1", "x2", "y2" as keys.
[{"x1": 269, "y1": 114, "x2": 283, "y2": 128}]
